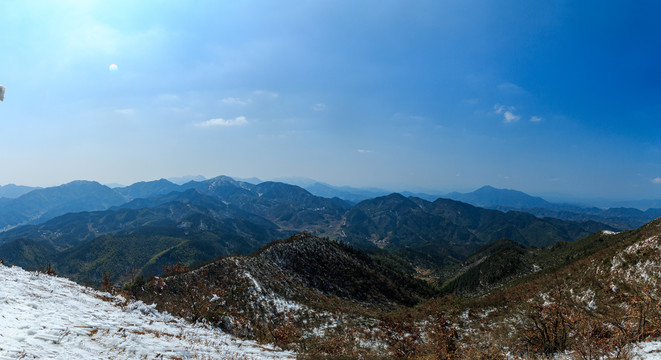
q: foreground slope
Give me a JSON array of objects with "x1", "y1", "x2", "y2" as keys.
[
  {"x1": 132, "y1": 234, "x2": 438, "y2": 346},
  {"x1": 0, "y1": 264, "x2": 293, "y2": 359},
  {"x1": 129, "y1": 229, "x2": 661, "y2": 359},
  {"x1": 446, "y1": 217, "x2": 661, "y2": 357},
  {"x1": 135, "y1": 234, "x2": 438, "y2": 309},
  {"x1": 439, "y1": 229, "x2": 631, "y2": 296}
]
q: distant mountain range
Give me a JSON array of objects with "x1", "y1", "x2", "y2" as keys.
[
  {"x1": 446, "y1": 185, "x2": 661, "y2": 229},
  {"x1": 0, "y1": 184, "x2": 41, "y2": 199},
  {"x1": 343, "y1": 193, "x2": 613, "y2": 270},
  {"x1": 166, "y1": 174, "x2": 207, "y2": 185},
  {"x1": 1, "y1": 177, "x2": 658, "y2": 233},
  {"x1": 0, "y1": 175, "x2": 620, "y2": 285},
  {"x1": 0, "y1": 181, "x2": 127, "y2": 231}
]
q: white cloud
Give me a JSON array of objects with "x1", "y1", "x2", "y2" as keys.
[
  {"x1": 312, "y1": 103, "x2": 327, "y2": 111},
  {"x1": 221, "y1": 97, "x2": 251, "y2": 105},
  {"x1": 115, "y1": 108, "x2": 134, "y2": 115},
  {"x1": 503, "y1": 111, "x2": 519, "y2": 123},
  {"x1": 494, "y1": 104, "x2": 519, "y2": 123},
  {"x1": 357, "y1": 149, "x2": 373, "y2": 153},
  {"x1": 530, "y1": 115, "x2": 542, "y2": 122},
  {"x1": 197, "y1": 116, "x2": 247, "y2": 127},
  {"x1": 652, "y1": 177, "x2": 661, "y2": 184}
]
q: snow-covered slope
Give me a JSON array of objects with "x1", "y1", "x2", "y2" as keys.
[
  {"x1": 634, "y1": 341, "x2": 661, "y2": 359},
  {"x1": 0, "y1": 264, "x2": 294, "y2": 359}
]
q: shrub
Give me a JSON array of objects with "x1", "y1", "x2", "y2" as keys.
[{"x1": 100, "y1": 271, "x2": 114, "y2": 294}]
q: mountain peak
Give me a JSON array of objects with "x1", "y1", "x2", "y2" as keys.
[
  {"x1": 63, "y1": 180, "x2": 104, "y2": 187},
  {"x1": 208, "y1": 175, "x2": 236, "y2": 182},
  {"x1": 446, "y1": 185, "x2": 550, "y2": 209},
  {"x1": 0, "y1": 184, "x2": 40, "y2": 199}
]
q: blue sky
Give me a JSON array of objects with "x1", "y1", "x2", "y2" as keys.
[{"x1": 1, "y1": 0, "x2": 660, "y2": 201}]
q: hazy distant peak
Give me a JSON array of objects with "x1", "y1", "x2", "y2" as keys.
[
  {"x1": 271, "y1": 176, "x2": 319, "y2": 187},
  {"x1": 167, "y1": 175, "x2": 207, "y2": 185},
  {"x1": 207, "y1": 175, "x2": 242, "y2": 186},
  {"x1": 0, "y1": 184, "x2": 41, "y2": 199},
  {"x1": 231, "y1": 176, "x2": 262, "y2": 184},
  {"x1": 447, "y1": 185, "x2": 550, "y2": 209},
  {"x1": 474, "y1": 185, "x2": 497, "y2": 191},
  {"x1": 65, "y1": 180, "x2": 100, "y2": 185},
  {"x1": 208, "y1": 175, "x2": 236, "y2": 182},
  {"x1": 59, "y1": 180, "x2": 108, "y2": 189},
  {"x1": 354, "y1": 192, "x2": 416, "y2": 211}
]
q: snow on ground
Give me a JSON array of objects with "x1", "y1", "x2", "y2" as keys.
[
  {"x1": 610, "y1": 235, "x2": 661, "y2": 284},
  {"x1": 633, "y1": 341, "x2": 661, "y2": 359},
  {"x1": 0, "y1": 265, "x2": 295, "y2": 359},
  {"x1": 547, "y1": 341, "x2": 661, "y2": 359}
]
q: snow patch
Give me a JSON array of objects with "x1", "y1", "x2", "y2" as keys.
[
  {"x1": 0, "y1": 265, "x2": 294, "y2": 359},
  {"x1": 632, "y1": 340, "x2": 661, "y2": 359},
  {"x1": 243, "y1": 270, "x2": 263, "y2": 293},
  {"x1": 610, "y1": 236, "x2": 661, "y2": 284},
  {"x1": 624, "y1": 236, "x2": 659, "y2": 255}
]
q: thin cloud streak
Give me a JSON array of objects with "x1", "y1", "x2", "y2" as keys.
[
  {"x1": 221, "y1": 97, "x2": 251, "y2": 105},
  {"x1": 197, "y1": 116, "x2": 248, "y2": 127}
]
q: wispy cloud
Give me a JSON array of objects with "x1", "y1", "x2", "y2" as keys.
[
  {"x1": 357, "y1": 149, "x2": 373, "y2": 153},
  {"x1": 221, "y1": 97, "x2": 251, "y2": 105},
  {"x1": 312, "y1": 103, "x2": 327, "y2": 111},
  {"x1": 115, "y1": 108, "x2": 134, "y2": 115},
  {"x1": 197, "y1": 116, "x2": 247, "y2": 127},
  {"x1": 498, "y1": 82, "x2": 527, "y2": 94},
  {"x1": 494, "y1": 104, "x2": 519, "y2": 123},
  {"x1": 530, "y1": 115, "x2": 542, "y2": 122},
  {"x1": 652, "y1": 177, "x2": 661, "y2": 184},
  {"x1": 253, "y1": 90, "x2": 279, "y2": 98}
]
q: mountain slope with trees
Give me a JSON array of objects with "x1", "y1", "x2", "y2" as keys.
[{"x1": 0, "y1": 176, "x2": 619, "y2": 285}]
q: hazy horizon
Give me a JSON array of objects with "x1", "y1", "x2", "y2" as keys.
[
  {"x1": 3, "y1": 173, "x2": 661, "y2": 209},
  {"x1": 2, "y1": 1, "x2": 660, "y2": 200}
]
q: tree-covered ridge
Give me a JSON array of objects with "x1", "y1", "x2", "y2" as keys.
[{"x1": 0, "y1": 176, "x2": 620, "y2": 286}]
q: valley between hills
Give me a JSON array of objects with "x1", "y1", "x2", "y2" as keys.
[{"x1": 2, "y1": 175, "x2": 661, "y2": 359}]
